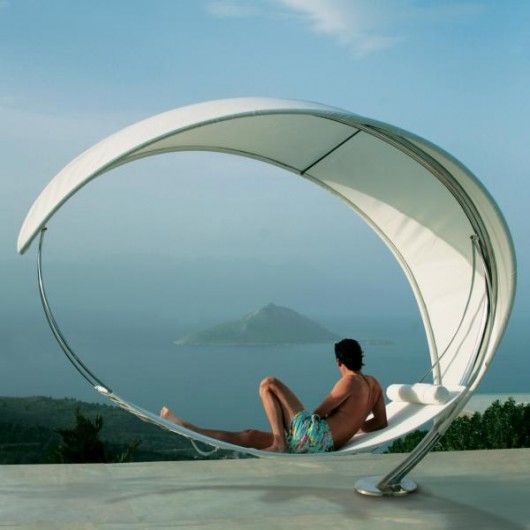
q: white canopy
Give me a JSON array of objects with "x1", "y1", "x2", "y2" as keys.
[{"x1": 17, "y1": 97, "x2": 516, "y2": 389}]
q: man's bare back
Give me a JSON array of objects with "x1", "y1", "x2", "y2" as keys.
[{"x1": 314, "y1": 372, "x2": 386, "y2": 449}]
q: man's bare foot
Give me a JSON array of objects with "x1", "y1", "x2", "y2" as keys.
[
  {"x1": 264, "y1": 443, "x2": 287, "y2": 452},
  {"x1": 263, "y1": 435, "x2": 287, "y2": 452},
  {"x1": 160, "y1": 406, "x2": 190, "y2": 428}
]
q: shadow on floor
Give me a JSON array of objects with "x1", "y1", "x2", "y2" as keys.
[{"x1": 103, "y1": 474, "x2": 525, "y2": 530}]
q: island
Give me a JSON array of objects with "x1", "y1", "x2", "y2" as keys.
[{"x1": 174, "y1": 303, "x2": 340, "y2": 346}]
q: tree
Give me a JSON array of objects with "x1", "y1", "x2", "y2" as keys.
[{"x1": 51, "y1": 407, "x2": 140, "y2": 463}]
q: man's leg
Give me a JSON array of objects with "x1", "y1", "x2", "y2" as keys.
[
  {"x1": 258, "y1": 377, "x2": 305, "y2": 452},
  {"x1": 160, "y1": 407, "x2": 273, "y2": 449}
]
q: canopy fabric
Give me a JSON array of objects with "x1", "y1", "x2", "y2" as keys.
[{"x1": 17, "y1": 97, "x2": 516, "y2": 389}]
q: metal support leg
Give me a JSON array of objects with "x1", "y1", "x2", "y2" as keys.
[
  {"x1": 354, "y1": 427, "x2": 442, "y2": 496},
  {"x1": 355, "y1": 233, "x2": 495, "y2": 497}
]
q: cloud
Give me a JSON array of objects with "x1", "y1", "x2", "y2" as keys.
[
  {"x1": 206, "y1": 0, "x2": 483, "y2": 58},
  {"x1": 275, "y1": 0, "x2": 404, "y2": 57}
]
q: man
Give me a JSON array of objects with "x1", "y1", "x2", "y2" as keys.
[{"x1": 160, "y1": 338, "x2": 387, "y2": 453}]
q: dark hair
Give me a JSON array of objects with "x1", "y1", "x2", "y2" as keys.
[{"x1": 334, "y1": 338, "x2": 364, "y2": 371}]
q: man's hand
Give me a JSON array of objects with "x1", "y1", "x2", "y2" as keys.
[{"x1": 360, "y1": 386, "x2": 387, "y2": 433}]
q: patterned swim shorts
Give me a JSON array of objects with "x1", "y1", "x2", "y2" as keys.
[{"x1": 286, "y1": 411, "x2": 334, "y2": 454}]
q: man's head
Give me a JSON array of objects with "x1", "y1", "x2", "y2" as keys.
[{"x1": 334, "y1": 338, "x2": 364, "y2": 371}]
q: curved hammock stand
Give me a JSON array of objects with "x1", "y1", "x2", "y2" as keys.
[{"x1": 19, "y1": 98, "x2": 516, "y2": 496}]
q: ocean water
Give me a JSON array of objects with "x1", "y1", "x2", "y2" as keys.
[{"x1": 1, "y1": 312, "x2": 528, "y2": 431}]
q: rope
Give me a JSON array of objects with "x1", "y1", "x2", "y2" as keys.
[
  {"x1": 190, "y1": 439, "x2": 221, "y2": 457},
  {"x1": 100, "y1": 388, "x2": 224, "y2": 456}
]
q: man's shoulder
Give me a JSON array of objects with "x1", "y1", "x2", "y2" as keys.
[{"x1": 364, "y1": 374, "x2": 384, "y2": 390}]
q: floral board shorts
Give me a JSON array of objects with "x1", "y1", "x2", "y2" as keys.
[{"x1": 286, "y1": 411, "x2": 334, "y2": 454}]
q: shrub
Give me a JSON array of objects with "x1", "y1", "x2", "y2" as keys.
[
  {"x1": 387, "y1": 398, "x2": 530, "y2": 453},
  {"x1": 51, "y1": 407, "x2": 140, "y2": 463}
]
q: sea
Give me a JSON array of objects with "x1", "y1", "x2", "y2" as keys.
[{"x1": 1, "y1": 311, "x2": 528, "y2": 432}]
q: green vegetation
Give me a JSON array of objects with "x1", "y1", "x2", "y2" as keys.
[
  {"x1": 387, "y1": 399, "x2": 530, "y2": 453},
  {"x1": 0, "y1": 396, "x2": 242, "y2": 464},
  {"x1": 1, "y1": 396, "x2": 527, "y2": 464},
  {"x1": 51, "y1": 408, "x2": 140, "y2": 463}
]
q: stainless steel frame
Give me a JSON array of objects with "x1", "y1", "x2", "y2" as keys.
[
  {"x1": 38, "y1": 222, "x2": 495, "y2": 489},
  {"x1": 37, "y1": 228, "x2": 111, "y2": 392},
  {"x1": 33, "y1": 114, "x2": 499, "y2": 493}
]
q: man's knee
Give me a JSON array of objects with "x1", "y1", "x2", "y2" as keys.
[{"x1": 259, "y1": 376, "x2": 280, "y2": 394}]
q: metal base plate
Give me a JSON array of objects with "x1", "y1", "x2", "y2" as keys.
[{"x1": 354, "y1": 475, "x2": 418, "y2": 497}]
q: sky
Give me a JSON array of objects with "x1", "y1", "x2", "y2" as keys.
[{"x1": 1, "y1": 1, "x2": 529, "y2": 379}]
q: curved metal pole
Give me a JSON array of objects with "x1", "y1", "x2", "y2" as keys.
[
  {"x1": 37, "y1": 227, "x2": 111, "y2": 392},
  {"x1": 37, "y1": 228, "x2": 221, "y2": 457},
  {"x1": 356, "y1": 234, "x2": 495, "y2": 496}
]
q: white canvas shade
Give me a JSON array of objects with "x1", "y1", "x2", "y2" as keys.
[{"x1": 18, "y1": 98, "x2": 516, "y2": 494}]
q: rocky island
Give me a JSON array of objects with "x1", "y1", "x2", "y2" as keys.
[{"x1": 175, "y1": 303, "x2": 339, "y2": 346}]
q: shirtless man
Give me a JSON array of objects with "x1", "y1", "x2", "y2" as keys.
[{"x1": 160, "y1": 338, "x2": 387, "y2": 453}]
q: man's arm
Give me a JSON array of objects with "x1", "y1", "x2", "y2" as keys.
[
  {"x1": 313, "y1": 378, "x2": 351, "y2": 418},
  {"x1": 360, "y1": 384, "x2": 388, "y2": 433}
]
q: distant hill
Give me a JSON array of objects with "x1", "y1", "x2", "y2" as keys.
[
  {"x1": 0, "y1": 396, "x2": 240, "y2": 464},
  {"x1": 175, "y1": 303, "x2": 339, "y2": 346}
]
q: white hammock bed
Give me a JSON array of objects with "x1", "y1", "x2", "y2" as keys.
[{"x1": 18, "y1": 98, "x2": 516, "y2": 496}]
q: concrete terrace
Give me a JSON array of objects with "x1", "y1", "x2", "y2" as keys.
[{"x1": 1, "y1": 449, "x2": 529, "y2": 529}]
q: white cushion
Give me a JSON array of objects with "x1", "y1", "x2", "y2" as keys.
[{"x1": 386, "y1": 383, "x2": 450, "y2": 405}]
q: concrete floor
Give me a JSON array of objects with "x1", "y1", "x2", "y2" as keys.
[{"x1": 0, "y1": 449, "x2": 528, "y2": 529}]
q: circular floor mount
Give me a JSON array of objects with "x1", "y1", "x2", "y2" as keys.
[{"x1": 354, "y1": 475, "x2": 418, "y2": 496}]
